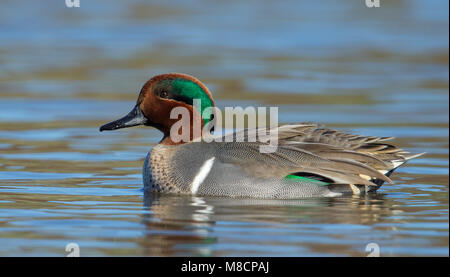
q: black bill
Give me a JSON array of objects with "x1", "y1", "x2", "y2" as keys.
[{"x1": 99, "y1": 105, "x2": 148, "y2": 132}]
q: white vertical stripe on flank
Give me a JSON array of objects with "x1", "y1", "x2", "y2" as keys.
[{"x1": 191, "y1": 157, "x2": 215, "y2": 194}]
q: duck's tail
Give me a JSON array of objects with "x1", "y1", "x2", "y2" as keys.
[{"x1": 328, "y1": 152, "x2": 425, "y2": 194}]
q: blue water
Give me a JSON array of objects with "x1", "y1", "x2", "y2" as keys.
[{"x1": 0, "y1": 0, "x2": 448, "y2": 256}]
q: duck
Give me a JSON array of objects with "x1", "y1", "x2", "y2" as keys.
[{"x1": 99, "y1": 73, "x2": 423, "y2": 199}]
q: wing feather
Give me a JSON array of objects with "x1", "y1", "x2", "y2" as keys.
[{"x1": 209, "y1": 123, "x2": 421, "y2": 186}]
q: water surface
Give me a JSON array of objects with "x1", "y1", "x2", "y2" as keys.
[{"x1": 0, "y1": 0, "x2": 448, "y2": 256}]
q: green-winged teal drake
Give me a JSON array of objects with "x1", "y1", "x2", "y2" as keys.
[{"x1": 99, "y1": 73, "x2": 423, "y2": 199}]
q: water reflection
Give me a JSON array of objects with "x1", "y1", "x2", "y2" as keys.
[
  {"x1": 142, "y1": 192, "x2": 217, "y2": 256},
  {"x1": 141, "y1": 192, "x2": 402, "y2": 256}
]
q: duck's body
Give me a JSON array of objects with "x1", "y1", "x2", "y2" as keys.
[
  {"x1": 142, "y1": 124, "x2": 418, "y2": 198},
  {"x1": 100, "y1": 73, "x2": 422, "y2": 199},
  {"x1": 144, "y1": 141, "x2": 338, "y2": 198}
]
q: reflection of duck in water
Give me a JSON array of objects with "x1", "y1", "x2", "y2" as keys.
[
  {"x1": 141, "y1": 193, "x2": 395, "y2": 256},
  {"x1": 100, "y1": 73, "x2": 423, "y2": 198},
  {"x1": 141, "y1": 193, "x2": 217, "y2": 256}
]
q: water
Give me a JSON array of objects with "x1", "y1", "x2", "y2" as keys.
[{"x1": 0, "y1": 0, "x2": 448, "y2": 256}]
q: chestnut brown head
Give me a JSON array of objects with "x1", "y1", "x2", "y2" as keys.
[{"x1": 99, "y1": 73, "x2": 215, "y2": 143}]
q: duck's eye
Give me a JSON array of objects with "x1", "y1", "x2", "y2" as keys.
[{"x1": 159, "y1": 90, "x2": 169, "y2": 98}]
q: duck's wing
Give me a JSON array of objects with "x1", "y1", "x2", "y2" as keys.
[
  {"x1": 215, "y1": 123, "x2": 423, "y2": 186},
  {"x1": 277, "y1": 123, "x2": 424, "y2": 170},
  {"x1": 213, "y1": 142, "x2": 390, "y2": 187}
]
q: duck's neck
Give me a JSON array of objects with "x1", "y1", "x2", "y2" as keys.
[
  {"x1": 160, "y1": 131, "x2": 198, "y2": 145},
  {"x1": 160, "y1": 136, "x2": 180, "y2": 145},
  {"x1": 159, "y1": 113, "x2": 206, "y2": 145}
]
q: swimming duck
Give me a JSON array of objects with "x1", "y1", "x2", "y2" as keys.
[{"x1": 99, "y1": 73, "x2": 422, "y2": 198}]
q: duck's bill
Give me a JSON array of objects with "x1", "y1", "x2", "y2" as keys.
[{"x1": 99, "y1": 105, "x2": 148, "y2": 132}]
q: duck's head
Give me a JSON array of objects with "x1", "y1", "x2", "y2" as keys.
[{"x1": 99, "y1": 73, "x2": 215, "y2": 144}]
